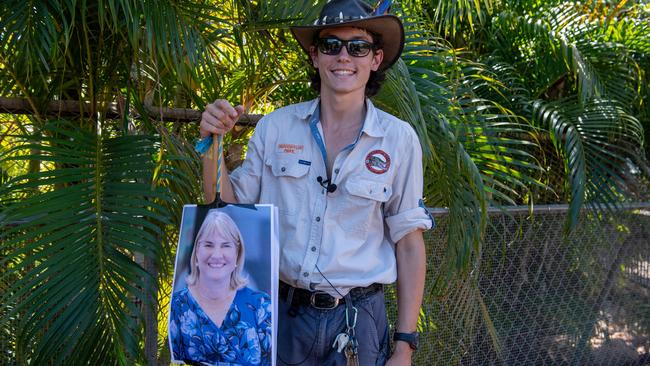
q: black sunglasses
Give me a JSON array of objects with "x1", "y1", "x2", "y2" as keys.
[{"x1": 316, "y1": 37, "x2": 376, "y2": 57}]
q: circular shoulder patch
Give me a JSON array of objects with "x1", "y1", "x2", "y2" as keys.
[{"x1": 365, "y1": 150, "x2": 391, "y2": 174}]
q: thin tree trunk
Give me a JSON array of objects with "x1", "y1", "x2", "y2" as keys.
[{"x1": 144, "y1": 254, "x2": 159, "y2": 365}]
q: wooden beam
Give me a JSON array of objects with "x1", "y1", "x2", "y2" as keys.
[{"x1": 0, "y1": 97, "x2": 261, "y2": 126}]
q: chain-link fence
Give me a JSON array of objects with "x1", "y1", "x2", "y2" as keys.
[{"x1": 389, "y1": 204, "x2": 650, "y2": 366}]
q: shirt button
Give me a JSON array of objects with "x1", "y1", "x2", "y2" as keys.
[
  {"x1": 334, "y1": 168, "x2": 340, "y2": 174},
  {"x1": 281, "y1": 167, "x2": 286, "y2": 172},
  {"x1": 316, "y1": 216, "x2": 321, "y2": 222},
  {"x1": 311, "y1": 246, "x2": 317, "y2": 252},
  {"x1": 303, "y1": 272, "x2": 309, "y2": 277}
]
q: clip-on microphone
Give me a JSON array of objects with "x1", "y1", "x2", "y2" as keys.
[{"x1": 317, "y1": 176, "x2": 337, "y2": 193}]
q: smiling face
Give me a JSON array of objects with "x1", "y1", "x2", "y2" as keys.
[
  {"x1": 310, "y1": 26, "x2": 383, "y2": 99},
  {"x1": 186, "y1": 211, "x2": 247, "y2": 290},
  {"x1": 195, "y1": 226, "x2": 238, "y2": 283}
]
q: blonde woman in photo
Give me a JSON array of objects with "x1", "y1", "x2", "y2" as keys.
[{"x1": 169, "y1": 211, "x2": 271, "y2": 366}]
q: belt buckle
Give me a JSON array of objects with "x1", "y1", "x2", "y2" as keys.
[{"x1": 310, "y1": 291, "x2": 339, "y2": 310}]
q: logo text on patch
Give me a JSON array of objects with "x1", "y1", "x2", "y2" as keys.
[{"x1": 277, "y1": 143, "x2": 304, "y2": 154}]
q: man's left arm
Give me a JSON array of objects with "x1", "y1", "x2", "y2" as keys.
[
  {"x1": 387, "y1": 229, "x2": 426, "y2": 366},
  {"x1": 383, "y1": 126, "x2": 432, "y2": 365}
]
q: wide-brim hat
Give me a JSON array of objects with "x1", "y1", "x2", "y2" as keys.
[{"x1": 290, "y1": 0, "x2": 404, "y2": 71}]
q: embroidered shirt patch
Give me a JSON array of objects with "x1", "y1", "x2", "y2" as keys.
[
  {"x1": 365, "y1": 150, "x2": 391, "y2": 174},
  {"x1": 277, "y1": 143, "x2": 304, "y2": 154}
]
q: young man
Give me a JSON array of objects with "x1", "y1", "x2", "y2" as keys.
[{"x1": 199, "y1": 0, "x2": 433, "y2": 364}]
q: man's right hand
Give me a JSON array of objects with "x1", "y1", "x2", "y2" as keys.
[{"x1": 200, "y1": 99, "x2": 245, "y2": 138}]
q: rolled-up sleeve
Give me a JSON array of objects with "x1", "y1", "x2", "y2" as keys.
[
  {"x1": 384, "y1": 128, "x2": 434, "y2": 243},
  {"x1": 230, "y1": 119, "x2": 267, "y2": 204}
]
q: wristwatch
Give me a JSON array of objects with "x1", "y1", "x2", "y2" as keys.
[{"x1": 393, "y1": 331, "x2": 419, "y2": 350}]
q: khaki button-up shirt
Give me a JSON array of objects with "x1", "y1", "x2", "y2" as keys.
[{"x1": 230, "y1": 98, "x2": 433, "y2": 297}]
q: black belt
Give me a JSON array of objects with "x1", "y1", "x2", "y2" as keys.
[{"x1": 280, "y1": 281, "x2": 383, "y2": 310}]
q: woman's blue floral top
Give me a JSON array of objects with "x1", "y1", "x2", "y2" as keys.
[{"x1": 169, "y1": 286, "x2": 272, "y2": 365}]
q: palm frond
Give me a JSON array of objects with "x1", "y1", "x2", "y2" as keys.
[
  {"x1": 453, "y1": 61, "x2": 545, "y2": 205},
  {"x1": 185, "y1": 0, "x2": 319, "y2": 111},
  {"x1": 0, "y1": 0, "x2": 68, "y2": 92},
  {"x1": 488, "y1": 1, "x2": 642, "y2": 108},
  {"x1": 532, "y1": 98, "x2": 643, "y2": 229},
  {"x1": 0, "y1": 120, "x2": 174, "y2": 364},
  {"x1": 419, "y1": 0, "x2": 494, "y2": 38}
]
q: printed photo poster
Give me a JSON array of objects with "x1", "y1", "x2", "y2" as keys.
[{"x1": 168, "y1": 204, "x2": 279, "y2": 366}]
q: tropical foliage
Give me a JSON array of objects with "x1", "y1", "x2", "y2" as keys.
[{"x1": 1, "y1": 0, "x2": 648, "y2": 363}]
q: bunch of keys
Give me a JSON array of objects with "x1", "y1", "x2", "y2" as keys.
[
  {"x1": 344, "y1": 337, "x2": 359, "y2": 366},
  {"x1": 332, "y1": 305, "x2": 359, "y2": 366}
]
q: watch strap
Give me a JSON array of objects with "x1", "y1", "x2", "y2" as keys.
[{"x1": 393, "y1": 331, "x2": 418, "y2": 350}]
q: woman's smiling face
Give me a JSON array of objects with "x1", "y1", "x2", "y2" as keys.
[{"x1": 195, "y1": 226, "x2": 238, "y2": 283}]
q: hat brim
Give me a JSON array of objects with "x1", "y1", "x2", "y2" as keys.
[{"x1": 290, "y1": 15, "x2": 404, "y2": 71}]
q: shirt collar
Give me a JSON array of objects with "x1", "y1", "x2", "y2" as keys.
[
  {"x1": 295, "y1": 98, "x2": 321, "y2": 121},
  {"x1": 296, "y1": 97, "x2": 386, "y2": 138},
  {"x1": 360, "y1": 99, "x2": 385, "y2": 138}
]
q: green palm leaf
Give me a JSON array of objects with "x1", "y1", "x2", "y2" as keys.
[
  {"x1": 419, "y1": 0, "x2": 494, "y2": 38},
  {"x1": 0, "y1": 120, "x2": 173, "y2": 364},
  {"x1": 532, "y1": 98, "x2": 643, "y2": 228},
  {"x1": 0, "y1": 0, "x2": 67, "y2": 90},
  {"x1": 376, "y1": 22, "x2": 545, "y2": 267}
]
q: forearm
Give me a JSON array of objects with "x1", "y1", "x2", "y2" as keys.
[
  {"x1": 393, "y1": 230, "x2": 426, "y2": 357},
  {"x1": 396, "y1": 230, "x2": 426, "y2": 331}
]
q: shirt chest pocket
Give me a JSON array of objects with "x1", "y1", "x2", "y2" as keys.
[
  {"x1": 268, "y1": 158, "x2": 310, "y2": 178},
  {"x1": 335, "y1": 178, "x2": 392, "y2": 236},
  {"x1": 264, "y1": 157, "x2": 311, "y2": 216},
  {"x1": 345, "y1": 178, "x2": 392, "y2": 202}
]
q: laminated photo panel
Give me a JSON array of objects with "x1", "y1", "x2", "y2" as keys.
[{"x1": 169, "y1": 204, "x2": 278, "y2": 366}]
